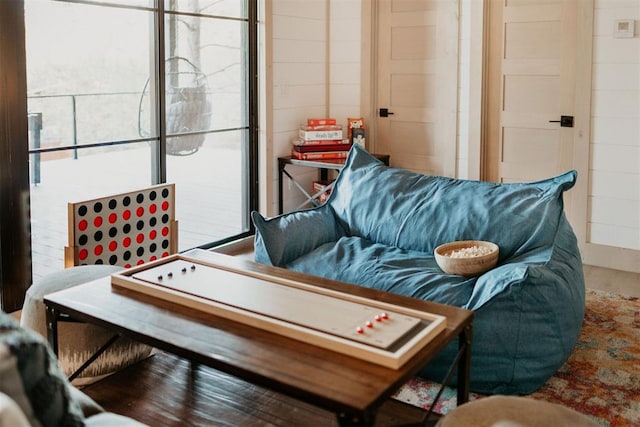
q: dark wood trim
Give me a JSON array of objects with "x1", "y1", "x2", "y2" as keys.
[{"x1": 0, "y1": 0, "x2": 32, "y2": 311}]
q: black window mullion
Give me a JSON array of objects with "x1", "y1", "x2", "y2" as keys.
[
  {"x1": 151, "y1": 0, "x2": 167, "y2": 185},
  {"x1": 247, "y1": 0, "x2": 259, "y2": 228},
  {"x1": 0, "y1": 0, "x2": 260, "y2": 308}
]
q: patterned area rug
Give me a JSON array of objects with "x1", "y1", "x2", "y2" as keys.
[{"x1": 392, "y1": 289, "x2": 640, "y2": 426}]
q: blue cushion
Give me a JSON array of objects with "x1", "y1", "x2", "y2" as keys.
[
  {"x1": 328, "y1": 145, "x2": 576, "y2": 260},
  {"x1": 286, "y1": 236, "x2": 475, "y2": 307},
  {"x1": 251, "y1": 206, "x2": 345, "y2": 266},
  {"x1": 252, "y1": 145, "x2": 585, "y2": 395}
]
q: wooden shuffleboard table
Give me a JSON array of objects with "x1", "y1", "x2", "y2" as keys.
[{"x1": 44, "y1": 249, "x2": 473, "y2": 426}]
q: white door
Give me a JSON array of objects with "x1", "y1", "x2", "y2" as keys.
[
  {"x1": 485, "y1": 0, "x2": 639, "y2": 273},
  {"x1": 485, "y1": 0, "x2": 580, "y2": 184},
  {"x1": 375, "y1": 0, "x2": 458, "y2": 177}
]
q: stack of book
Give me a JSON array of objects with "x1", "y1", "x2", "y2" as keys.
[{"x1": 291, "y1": 118, "x2": 352, "y2": 160}]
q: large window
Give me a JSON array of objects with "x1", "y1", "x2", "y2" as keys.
[{"x1": 23, "y1": 0, "x2": 258, "y2": 281}]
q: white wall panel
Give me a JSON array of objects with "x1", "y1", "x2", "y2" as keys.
[
  {"x1": 591, "y1": 144, "x2": 639, "y2": 173},
  {"x1": 593, "y1": 3, "x2": 640, "y2": 35},
  {"x1": 328, "y1": 40, "x2": 361, "y2": 62},
  {"x1": 328, "y1": 0, "x2": 361, "y2": 130},
  {"x1": 272, "y1": 62, "x2": 326, "y2": 85},
  {"x1": 273, "y1": 15, "x2": 325, "y2": 40},
  {"x1": 589, "y1": 222, "x2": 640, "y2": 250},
  {"x1": 330, "y1": 62, "x2": 360, "y2": 84},
  {"x1": 591, "y1": 89, "x2": 640, "y2": 118},
  {"x1": 456, "y1": 0, "x2": 483, "y2": 180},
  {"x1": 591, "y1": 196, "x2": 640, "y2": 228},
  {"x1": 593, "y1": 63, "x2": 640, "y2": 90},
  {"x1": 330, "y1": 0, "x2": 361, "y2": 19},
  {"x1": 268, "y1": 0, "x2": 362, "y2": 215},
  {"x1": 591, "y1": 170, "x2": 640, "y2": 200},
  {"x1": 589, "y1": 0, "x2": 640, "y2": 251},
  {"x1": 272, "y1": 39, "x2": 326, "y2": 63},
  {"x1": 272, "y1": 0, "x2": 326, "y2": 18},
  {"x1": 273, "y1": 84, "x2": 326, "y2": 109},
  {"x1": 591, "y1": 116, "x2": 639, "y2": 144},
  {"x1": 272, "y1": 106, "x2": 327, "y2": 132},
  {"x1": 593, "y1": 37, "x2": 640, "y2": 62},
  {"x1": 329, "y1": 82, "x2": 360, "y2": 105},
  {"x1": 270, "y1": 0, "x2": 328, "y2": 214}
]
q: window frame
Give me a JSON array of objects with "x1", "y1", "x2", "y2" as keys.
[{"x1": 0, "y1": 0, "x2": 259, "y2": 310}]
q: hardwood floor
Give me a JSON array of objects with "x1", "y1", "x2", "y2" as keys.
[{"x1": 82, "y1": 352, "x2": 433, "y2": 427}]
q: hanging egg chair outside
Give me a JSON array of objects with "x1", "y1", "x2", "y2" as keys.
[{"x1": 139, "y1": 56, "x2": 212, "y2": 156}]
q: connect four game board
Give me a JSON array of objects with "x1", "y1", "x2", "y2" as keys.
[{"x1": 65, "y1": 184, "x2": 178, "y2": 268}]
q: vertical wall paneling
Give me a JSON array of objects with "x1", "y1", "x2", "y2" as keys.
[
  {"x1": 263, "y1": 0, "x2": 637, "y2": 273},
  {"x1": 590, "y1": 0, "x2": 639, "y2": 250},
  {"x1": 328, "y1": 0, "x2": 362, "y2": 124},
  {"x1": 258, "y1": 0, "x2": 271, "y2": 215},
  {"x1": 270, "y1": 0, "x2": 329, "y2": 214},
  {"x1": 443, "y1": 0, "x2": 486, "y2": 181},
  {"x1": 360, "y1": 1, "x2": 377, "y2": 150},
  {"x1": 267, "y1": 0, "x2": 362, "y2": 215},
  {"x1": 463, "y1": 0, "x2": 484, "y2": 180},
  {"x1": 581, "y1": 0, "x2": 640, "y2": 271}
]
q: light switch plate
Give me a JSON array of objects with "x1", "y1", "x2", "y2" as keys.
[{"x1": 614, "y1": 19, "x2": 635, "y2": 38}]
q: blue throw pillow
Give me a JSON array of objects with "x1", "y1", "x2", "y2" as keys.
[
  {"x1": 0, "y1": 311, "x2": 84, "y2": 427},
  {"x1": 251, "y1": 207, "x2": 346, "y2": 266}
]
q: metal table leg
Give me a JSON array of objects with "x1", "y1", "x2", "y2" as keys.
[
  {"x1": 44, "y1": 302, "x2": 121, "y2": 381},
  {"x1": 457, "y1": 324, "x2": 473, "y2": 405},
  {"x1": 45, "y1": 305, "x2": 60, "y2": 357}
]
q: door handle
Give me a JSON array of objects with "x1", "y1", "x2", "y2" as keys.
[
  {"x1": 379, "y1": 108, "x2": 394, "y2": 118},
  {"x1": 549, "y1": 115, "x2": 574, "y2": 128}
]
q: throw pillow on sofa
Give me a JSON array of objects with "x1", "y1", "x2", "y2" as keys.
[{"x1": 1, "y1": 311, "x2": 84, "y2": 427}]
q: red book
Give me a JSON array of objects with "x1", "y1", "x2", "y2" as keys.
[
  {"x1": 291, "y1": 150, "x2": 349, "y2": 160},
  {"x1": 299, "y1": 124, "x2": 342, "y2": 131},
  {"x1": 292, "y1": 138, "x2": 350, "y2": 146},
  {"x1": 307, "y1": 118, "x2": 337, "y2": 126},
  {"x1": 293, "y1": 143, "x2": 352, "y2": 153}
]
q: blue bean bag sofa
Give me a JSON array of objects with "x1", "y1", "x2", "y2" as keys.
[{"x1": 251, "y1": 145, "x2": 585, "y2": 395}]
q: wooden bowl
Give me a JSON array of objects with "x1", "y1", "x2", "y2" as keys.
[{"x1": 434, "y1": 240, "x2": 499, "y2": 277}]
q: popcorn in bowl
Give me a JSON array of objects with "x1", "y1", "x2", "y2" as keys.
[
  {"x1": 446, "y1": 245, "x2": 496, "y2": 258},
  {"x1": 434, "y1": 240, "x2": 499, "y2": 276}
]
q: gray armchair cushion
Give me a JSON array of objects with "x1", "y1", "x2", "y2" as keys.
[{"x1": 20, "y1": 265, "x2": 152, "y2": 381}]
